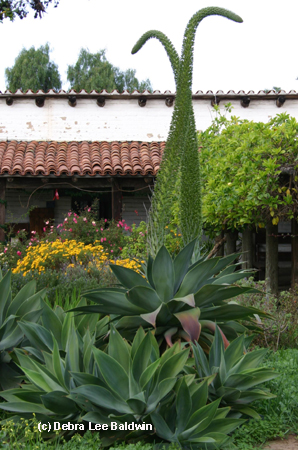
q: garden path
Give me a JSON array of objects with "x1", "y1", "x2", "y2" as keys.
[{"x1": 262, "y1": 435, "x2": 298, "y2": 450}]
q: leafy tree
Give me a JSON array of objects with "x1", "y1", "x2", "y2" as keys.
[
  {"x1": 199, "y1": 108, "x2": 298, "y2": 294},
  {"x1": 5, "y1": 43, "x2": 62, "y2": 92},
  {"x1": 0, "y1": 0, "x2": 59, "y2": 22},
  {"x1": 199, "y1": 108, "x2": 298, "y2": 235},
  {"x1": 132, "y1": 7, "x2": 242, "y2": 257},
  {"x1": 67, "y1": 48, "x2": 152, "y2": 93}
]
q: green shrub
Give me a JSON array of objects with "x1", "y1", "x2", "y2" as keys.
[
  {"x1": 235, "y1": 278, "x2": 298, "y2": 350},
  {"x1": 121, "y1": 222, "x2": 148, "y2": 259},
  {"x1": 7, "y1": 262, "x2": 117, "y2": 307},
  {"x1": 232, "y1": 349, "x2": 298, "y2": 447}
]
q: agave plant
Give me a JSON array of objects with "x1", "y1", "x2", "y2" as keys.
[
  {"x1": 151, "y1": 377, "x2": 245, "y2": 449},
  {"x1": 0, "y1": 270, "x2": 46, "y2": 390},
  {"x1": 72, "y1": 240, "x2": 267, "y2": 349},
  {"x1": 191, "y1": 326, "x2": 278, "y2": 418},
  {"x1": 0, "y1": 302, "x2": 109, "y2": 426},
  {"x1": 71, "y1": 326, "x2": 190, "y2": 444},
  {"x1": 131, "y1": 7, "x2": 242, "y2": 257}
]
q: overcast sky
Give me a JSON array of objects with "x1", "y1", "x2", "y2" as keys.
[{"x1": 0, "y1": 0, "x2": 297, "y2": 94}]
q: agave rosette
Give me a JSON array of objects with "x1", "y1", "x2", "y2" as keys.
[
  {"x1": 0, "y1": 302, "x2": 109, "y2": 426},
  {"x1": 72, "y1": 240, "x2": 267, "y2": 348},
  {"x1": 191, "y1": 326, "x2": 278, "y2": 418}
]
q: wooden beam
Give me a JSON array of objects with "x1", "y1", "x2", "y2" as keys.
[
  {"x1": 266, "y1": 222, "x2": 279, "y2": 295},
  {"x1": 242, "y1": 227, "x2": 254, "y2": 270},
  {"x1": 225, "y1": 230, "x2": 238, "y2": 255},
  {"x1": 291, "y1": 218, "x2": 298, "y2": 288},
  {"x1": 215, "y1": 232, "x2": 224, "y2": 257},
  {"x1": 112, "y1": 182, "x2": 122, "y2": 221},
  {"x1": 5, "y1": 177, "x2": 153, "y2": 190},
  {"x1": 0, "y1": 179, "x2": 6, "y2": 242}
]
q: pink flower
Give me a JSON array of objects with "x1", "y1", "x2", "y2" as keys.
[
  {"x1": 43, "y1": 227, "x2": 46, "y2": 232},
  {"x1": 83, "y1": 218, "x2": 87, "y2": 222},
  {"x1": 117, "y1": 224, "x2": 120, "y2": 228},
  {"x1": 29, "y1": 242, "x2": 32, "y2": 246},
  {"x1": 64, "y1": 218, "x2": 68, "y2": 222},
  {"x1": 134, "y1": 210, "x2": 139, "y2": 216},
  {"x1": 74, "y1": 213, "x2": 77, "y2": 217},
  {"x1": 4, "y1": 247, "x2": 7, "y2": 254},
  {"x1": 104, "y1": 219, "x2": 107, "y2": 223},
  {"x1": 73, "y1": 218, "x2": 77, "y2": 223},
  {"x1": 92, "y1": 221, "x2": 96, "y2": 226},
  {"x1": 101, "y1": 228, "x2": 103, "y2": 231},
  {"x1": 101, "y1": 238, "x2": 104, "y2": 243},
  {"x1": 31, "y1": 230, "x2": 36, "y2": 235},
  {"x1": 104, "y1": 237, "x2": 106, "y2": 241},
  {"x1": 96, "y1": 229, "x2": 98, "y2": 232},
  {"x1": 68, "y1": 212, "x2": 72, "y2": 217},
  {"x1": 88, "y1": 207, "x2": 91, "y2": 212},
  {"x1": 45, "y1": 221, "x2": 49, "y2": 225},
  {"x1": 69, "y1": 228, "x2": 72, "y2": 232},
  {"x1": 111, "y1": 250, "x2": 113, "y2": 253},
  {"x1": 17, "y1": 251, "x2": 22, "y2": 256}
]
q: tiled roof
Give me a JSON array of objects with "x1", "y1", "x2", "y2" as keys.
[{"x1": 0, "y1": 141, "x2": 165, "y2": 176}]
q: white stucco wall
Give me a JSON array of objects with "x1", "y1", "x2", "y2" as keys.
[{"x1": 0, "y1": 91, "x2": 297, "y2": 142}]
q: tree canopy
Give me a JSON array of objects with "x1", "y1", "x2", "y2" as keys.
[
  {"x1": 5, "y1": 43, "x2": 62, "y2": 92},
  {"x1": 0, "y1": 0, "x2": 59, "y2": 22},
  {"x1": 67, "y1": 48, "x2": 152, "y2": 93},
  {"x1": 199, "y1": 106, "x2": 298, "y2": 235}
]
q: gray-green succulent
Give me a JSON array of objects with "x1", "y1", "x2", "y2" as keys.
[
  {"x1": 0, "y1": 270, "x2": 46, "y2": 390},
  {"x1": 73, "y1": 241, "x2": 267, "y2": 349},
  {"x1": 191, "y1": 326, "x2": 279, "y2": 418}
]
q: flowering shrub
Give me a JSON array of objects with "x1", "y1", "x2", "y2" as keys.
[
  {"x1": 121, "y1": 221, "x2": 148, "y2": 259},
  {"x1": 44, "y1": 207, "x2": 128, "y2": 257},
  {"x1": 12, "y1": 239, "x2": 109, "y2": 276},
  {"x1": 0, "y1": 229, "x2": 28, "y2": 269}
]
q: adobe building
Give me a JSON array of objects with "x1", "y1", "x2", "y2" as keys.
[{"x1": 0, "y1": 88, "x2": 297, "y2": 288}]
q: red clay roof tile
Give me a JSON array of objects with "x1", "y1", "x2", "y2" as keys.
[{"x1": 0, "y1": 141, "x2": 164, "y2": 176}]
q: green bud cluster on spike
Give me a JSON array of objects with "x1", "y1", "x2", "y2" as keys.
[{"x1": 131, "y1": 7, "x2": 243, "y2": 257}]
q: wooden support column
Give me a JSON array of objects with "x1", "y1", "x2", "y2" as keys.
[
  {"x1": 266, "y1": 221, "x2": 279, "y2": 295},
  {"x1": 242, "y1": 227, "x2": 253, "y2": 270},
  {"x1": 112, "y1": 181, "x2": 122, "y2": 221},
  {"x1": 0, "y1": 179, "x2": 6, "y2": 242},
  {"x1": 225, "y1": 230, "x2": 238, "y2": 255},
  {"x1": 291, "y1": 218, "x2": 298, "y2": 288},
  {"x1": 215, "y1": 232, "x2": 225, "y2": 257}
]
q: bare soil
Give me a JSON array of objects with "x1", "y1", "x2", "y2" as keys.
[{"x1": 262, "y1": 435, "x2": 298, "y2": 450}]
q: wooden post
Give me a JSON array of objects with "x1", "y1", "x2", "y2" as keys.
[
  {"x1": 0, "y1": 179, "x2": 6, "y2": 242},
  {"x1": 242, "y1": 227, "x2": 253, "y2": 270},
  {"x1": 266, "y1": 221, "x2": 279, "y2": 295},
  {"x1": 225, "y1": 230, "x2": 238, "y2": 255},
  {"x1": 291, "y1": 218, "x2": 298, "y2": 288},
  {"x1": 112, "y1": 181, "x2": 122, "y2": 221},
  {"x1": 215, "y1": 232, "x2": 224, "y2": 257}
]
